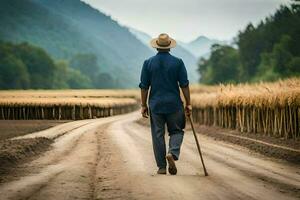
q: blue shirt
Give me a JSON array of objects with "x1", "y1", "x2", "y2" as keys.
[{"x1": 139, "y1": 52, "x2": 189, "y2": 114}]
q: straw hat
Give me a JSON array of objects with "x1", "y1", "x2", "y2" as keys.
[{"x1": 150, "y1": 33, "x2": 176, "y2": 49}]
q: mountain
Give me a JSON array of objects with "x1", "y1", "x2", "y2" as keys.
[
  {"x1": 181, "y1": 36, "x2": 225, "y2": 58},
  {"x1": 0, "y1": 0, "x2": 153, "y2": 88},
  {"x1": 129, "y1": 28, "x2": 152, "y2": 46},
  {"x1": 129, "y1": 28, "x2": 199, "y2": 83}
]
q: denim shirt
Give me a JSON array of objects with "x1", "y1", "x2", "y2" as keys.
[{"x1": 139, "y1": 52, "x2": 189, "y2": 114}]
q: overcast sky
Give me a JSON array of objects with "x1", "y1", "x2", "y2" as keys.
[{"x1": 82, "y1": 0, "x2": 290, "y2": 42}]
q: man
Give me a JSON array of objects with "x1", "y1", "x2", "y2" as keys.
[{"x1": 139, "y1": 33, "x2": 192, "y2": 175}]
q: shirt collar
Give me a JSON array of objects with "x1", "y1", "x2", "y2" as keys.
[{"x1": 156, "y1": 51, "x2": 170, "y2": 55}]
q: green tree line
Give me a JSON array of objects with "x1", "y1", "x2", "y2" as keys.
[
  {"x1": 198, "y1": 2, "x2": 300, "y2": 84},
  {"x1": 0, "y1": 41, "x2": 116, "y2": 89}
]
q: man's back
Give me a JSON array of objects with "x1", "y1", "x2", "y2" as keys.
[
  {"x1": 139, "y1": 51, "x2": 189, "y2": 114},
  {"x1": 139, "y1": 33, "x2": 191, "y2": 175}
]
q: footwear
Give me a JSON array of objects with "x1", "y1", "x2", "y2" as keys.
[
  {"x1": 166, "y1": 153, "x2": 177, "y2": 175},
  {"x1": 157, "y1": 168, "x2": 167, "y2": 174}
]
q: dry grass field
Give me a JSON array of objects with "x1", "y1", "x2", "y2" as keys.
[{"x1": 191, "y1": 78, "x2": 300, "y2": 139}]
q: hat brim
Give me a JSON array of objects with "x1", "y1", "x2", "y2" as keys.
[{"x1": 150, "y1": 37, "x2": 176, "y2": 49}]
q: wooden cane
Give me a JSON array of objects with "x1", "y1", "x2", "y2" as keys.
[{"x1": 188, "y1": 115, "x2": 208, "y2": 176}]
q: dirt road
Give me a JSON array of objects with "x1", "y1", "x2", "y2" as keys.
[{"x1": 0, "y1": 112, "x2": 299, "y2": 200}]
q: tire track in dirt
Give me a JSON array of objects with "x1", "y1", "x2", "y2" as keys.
[
  {"x1": 14, "y1": 120, "x2": 95, "y2": 140},
  {"x1": 92, "y1": 124, "x2": 135, "y2": 200},
  {"x1": 22, "y1": 171, "x2": 64, "y2": 200},
  {"x1": 183, "y1": 138, "x2": 299, "y2": 184},
  {"x1": 1, "y1": 125, "x2": 97, "y2": 185},
  {"x1": 201, "y1": 131, "x2": 300, "y2": 153},
  {"x1": 23, "y1": 131, "x2": 97, "y2": 200},
  {"x1": 0, "y1": 117, "x2": 117, "y2": 200},
  {"x1": 0, "y1": 132, "x2": 96, "y2": 200},
  {"x1": 186, "y1": 146, "x2": 300, "y2": 198}
]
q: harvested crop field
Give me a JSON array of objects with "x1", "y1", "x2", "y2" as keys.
[
  {"x1": 0, "y1": 120, "x2": 69, "y2": 140},
  {"x1": 0, "y1": 120, "x2": 69, "y2": 182},
  {"x1": 0, "y1": 90, "x2": 139, "y2": 120},
  {"x1": 0, "y1": 137, "x2": 53, "y2": 182}
]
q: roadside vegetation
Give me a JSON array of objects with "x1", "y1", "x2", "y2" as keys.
[
  {"x1": 198, "y1": 2, "x2": 300, "y2": 84},
  {"x1": 0, "y1": 42, "x2": 119, "y2": 89}
]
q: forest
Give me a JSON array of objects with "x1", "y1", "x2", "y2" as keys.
[
  {"x1": 198, "y1": 2, "x2": 300, "y2": 84},
  {"x1": 0, "y1": 41, "x2": 116, "y2": 89}
]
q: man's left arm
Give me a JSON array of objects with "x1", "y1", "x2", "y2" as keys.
[
  {"x1": 178, "y1": 59, "x2": 192, "y2": 116},
  {"x1": 181, "y1": 86, "x2": 192, "y2": 116}
]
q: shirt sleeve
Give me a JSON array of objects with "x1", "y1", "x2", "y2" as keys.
[
  {"x1": 178, "y1": 59, "x2": 189, "y2": 88},
  {"x1": 139, "y1": 60, "x2": 150, "y2": 89}
]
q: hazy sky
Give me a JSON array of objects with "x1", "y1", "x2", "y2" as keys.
[{"x1": 82, "y1": 0, "x2": 290, "y2": 42}]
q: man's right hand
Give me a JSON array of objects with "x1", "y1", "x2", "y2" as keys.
[
  {"x1": 185, "y1": 105, "x2": 192, "y2": 117},
  {"x1": 141, "y1": 106, "x2": 149, "y2": 118}
]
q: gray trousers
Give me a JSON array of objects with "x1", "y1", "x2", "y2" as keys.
[{"x1": 150, "y1": 107, "x2": 185, "y2": 168}]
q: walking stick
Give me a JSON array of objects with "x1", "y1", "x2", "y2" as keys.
[{"x1": 188, "y1": 115, "x2": 208, "y2": 176}]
